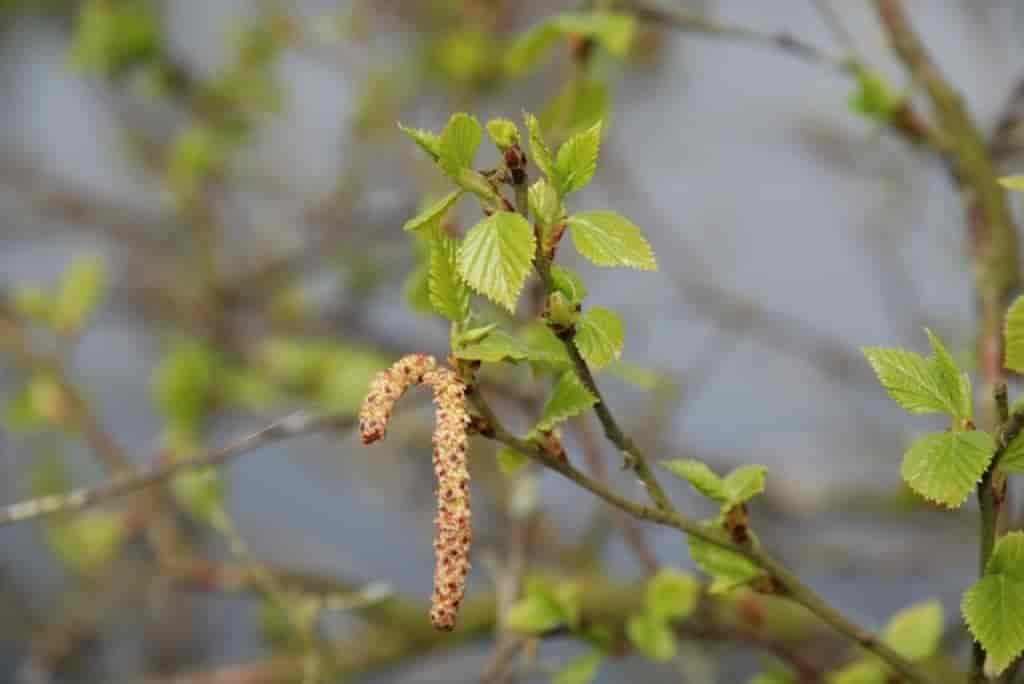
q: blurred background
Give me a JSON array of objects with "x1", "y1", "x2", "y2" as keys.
[{"x1": 2, "y1": 1, "x2": 1024, "y2": 682}]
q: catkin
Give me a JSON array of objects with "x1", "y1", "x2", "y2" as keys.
[{"x1": 358, "y1": 355, "x2": 472, "y2": 631}]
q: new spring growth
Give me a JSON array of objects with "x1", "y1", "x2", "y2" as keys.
[{"x1": 359, "y1": 354, "x2": 472, "y2": 631}]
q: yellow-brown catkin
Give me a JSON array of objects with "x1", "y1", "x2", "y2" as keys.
[
  {"x1": 358, "y1": 355, "x2": 472, "y2": 631},
  {"x1": 359, "y1": 354, "x2": 436, "y2": 445},
  {"x1": 422, "y1": 367, "x2": 471, "y2": 631}
]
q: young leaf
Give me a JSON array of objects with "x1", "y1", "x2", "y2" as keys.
[
  {"x1": 403, "y1": 190, "x2": 462, "y2": 233},
  {"x1": 998, "y1": 432, "x2": 1024, "y2": 473},
  {"x1": 862, "y1": 346, "x2": 965, "y2": 417},
  {"x1": 568, "y1": 211, "x2": 657, "y2": 271},
  {"x1": 722, "y1": 465, "x2": 767, "y2": 506},
  {"x1": 524, "y1": 112, "x2": 556, "y2": 181},
  {"x1": 607, "y1": 360, "x2": 660, "y2": 389},
  {"x1": 574, "y1": 306, "x2": 624, "y2": 369},
  {"x1": 54, "y1": 256, "x2": 106, "y2": 335},
  {"x1": 1005, "y1": 295, "x2": 1024, "y2": 374},
  {"x1": 553, "y1": 650, "x2": 604, "y2": 684},
  {"x1": 826, "y1": 661, "x2": 888, "y2": 684},
  {"x1": 455, "y1": 329, "x2": 531, "y2": 363},
  {"x1": 553, "y1": 120, "x2": 602, "y2": 196},
  {"x1": 504, "y1": 21, "x2": 562, "y2": 77},
  {"x1": 485, "y1": 118, "x2": 520, "y2": 150},
  {"x1": 397, "y1": 123, "x2": 441, "y2": 161},
  {"x1": 900, "y1": 430, "x2": 995, "y2": 508},
  {"x1": 749, "y1": 674, "x2": 797, "y2": 684},
  {"x1": 962, "y1": 532, "x2": 1024, "y2": 675},
  {"x1": 883, "y1": 599, "x2": 943, "y2": 662},
  {"x1": 923, "y1": 328, "x2": 972, "y2": 420},
  {"x1": 457, "y1": 212, "x2": 536, "y2": 313},
  {"x1": 688, "y1": 531, "x2": 763, "y2": 593},
  {"x1": 626, "y1": 612, "x2": 677, "y2": 662},
  {"x1": 644, "y1": 569, "x2": 700, "y2": 622},
  {"x1": 663, "y1": 459, "x2": 728, "y2": 502},
  {"x1": 505, "y1": 593, "x2": 565, "y2": 634},
  {"x1": 535, "y1": 371, "x2": 597, "y2": 433},
  {"x1": 519, "y1": 321, "x2": 571, "y2": 365},
  {"x1": 550, "y1": 264, "x2": 587, "y2": 304},
  {"x1": 428, "y1": 233, "x2": 470, "y2": 323},
  {"x1": 497, "y1": 446, "x2": 529, "y2": 475},
  {"x1": 529, "y1": 178, "x2": 562, "y2": 231},
  {"x1": 439, "y1": 113, "x2": 482, "y2": 177},
  {"x1": 554, "y1": 11, "x2": 636, "y2": 58}
]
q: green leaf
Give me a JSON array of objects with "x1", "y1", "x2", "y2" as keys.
[
  {"x1": 826, "y1": 661, "x2": 888, "y2": 684},
  {"x1": 999, "y1": 176, "x2": 1024, "y2": 191},
  {"x1": 663, "y1": 459, "x2": 728, "y2": 502},
  {"x1": 504, "y1": 21, "x2": 562, "y2": 77},
  {"x1": 883, "y1": 599, "x2": 943, "y2": 662},
  {"x1": 688, "y1": 530, "x2": 763, "y2": 594},
  {"x1": 749, "y1": 675, "x2": 796, "y2": 684},
  {"x1": 963, "y1": 532, "x2": 1024, "y2": 676},
  {"x1": 923, "y1": 328, "x2": 972, "y2": 420},
  {"x1": 455, "y1": 329, "x2": 530, "y2": 363},
  {"x1": 10, "y1": 287, "x2": 54, "y2": 325},
  {"x1": 645, "y1": 568, "x2": 700, "y2": 622},
  {"x1": 457, "y1": 212, "x2": 536, "y2": 313},
  {"x1": 553, "y1": 650, "x2": 604, "y2": 684},
  {"x1": 554, "y1": 11, "x2": 635, "y2": 57},
  {"x1": 524, "y1": 112, "x2": 556, "y2": 181},
  {"x1": 541, "y1": 77, "x2": 610, "y2": 139},
  {"x1": 722, "y1": 465, "x2": 767, "y2": 506},
  {"x1": 439, "y1": 112, "x2": 482, "y2": 177},
  {"x1": 626, "y1": 612, "x2": 677, "y2": 662},
  {"x1": 574, "y1": 306, "x2": 623, "y2": 370},
  {"x1": 53, "y1": 256, "x2": 106, "y2": 335},
  {"x1": 152, "y1": 340, "x2": 223, "y2": 434},
  {"x1": 1005, "y1": 295, "x2": 1024, "y2": 374},
  {"x1": 403, "y1": 190, "x2": 462, "y2": 233},
  {"x1": 862, "y1": 345, "x2": 967, "y2": 417},
  {"x1": 505, "y1": 593, "x2": 564, "y2": 633},
  {"x1": 497, "y1": 446, "x2": 529, "y2": 475},
  {"x1": 535, "y1": 371, "x2": 597, "y2": 433},
  {"x1": 606, "y1": 361, "x2": 660, "y2": 389},
  {"x1": 847, "y1": 66, "x2": 900, "y2": 122},
  {"x1": 46, "y1": 511, "x2": 123, "y2": 576},
  {"x1": 172, "y1": 466, "x2": 226, "y2": 524},
  {"x1": 550, "y1": 264, "x2": 587, "y2": 304},
  {"x1": 398, "y1": 122, "x2": 441, "y2": 161},
  {"x1": 553, "y1": 120, "x2": 602, "y2": 197},
  {"x1": 900, "y1": 430, "x2": 995, "y2": 508},
  {"x1": 519, "y1": 321, "x2": 571, "y2": 366},
  {"x1": 529, "y1": 178, "x2": 562, "y2": 231},
  {"x1": 428, "y1": 233, "x2": 470, "y2": 322},
  {"x1": 999, "y1": 431, "x2": 1024, "y2": 473},
  {"x1": 568, "y1": 211, "x2": 657, "y2": 271},
  {"x1": 486, "y1": 118, "x2": 520, "y2": 149}
]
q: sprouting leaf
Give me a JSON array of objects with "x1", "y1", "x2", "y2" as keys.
[
  {"x1": 524, "y1": 112, "x2": 556, "y2": 181},
  {"x1": 722, "y1": 465, "x2": 767, "y2": 506},
  {"x1": 457, "y1": 212, "x2": 536, "y2": 313},
  {"x1": 923, "y1": 328, "x2": 972, "y2": 420},
  {"x1": 688, "y1": 530, "x2": 763, "y2": 594},
  {"x1": 54, "y1": 256, "x2": 106, "y2": 335},
  {"x1": 826, "y1": 661, "x2": 888, "y2": 684},
  {"x1": 455, "y1": 329, "x2": 531, "y2": 363},
  {"x1": 553, "y1": 120, "x2": 602, "y2": 196},
  {"x1": 535, "y1": 371, "x2": 597, "y2": 433},
  {"x1": 574, "y1": 306, "x2": 624, "y2": 370},
  {"x1": 529, "y1": 178, "x2": 562, "y2": 231},
  {"x1": 900, "y1": 430, "x2": 995, "y2": 508},
  {"x1": 626, "y1": 612, "x2": 677, "y2": 662},
  {"x1": 1005, "y1": 295, "x2": 1024, "y2": 374},
  {"x1": 847, "y1": 66, "x2": 900, "y2": 121},
  {"x1": 553, "y1": 650, "x2": 604, "y2": 684},
  {"x1": 568, "y1": 211, "x2": 657, "y2": 271},
  {"x1": 554, "y1": 11, "x2": 636, "y2": 58},
  {"x1": 883, "y1": 599, "x2": 943, "y2": 662},
  {"x1": 644, "y1": 568, "x2": 700, "y2": 622},
  {"x1": 403, "y1": 191, "x2": 462, "y2": 233},
  {"x1": 398, "y1": 122, "x2": 441, "y2": 161},
  {"x1": 519, "y1": 321, "x2": 570, "y2": 365},
  {"x1": 504, "y1": 21, "x2": 562, "y2": 77},
  {"x1": 863, "y1": 341, "x2": 969, "y2": 419},
  {"x1": 485, "y1": 117, "x2": 520, "y2": 149},
  {"x1": 497, "y1": 446, "x2": 529, "y2": 475},
  {"x1": 550, "y1": 264, "x2": 587, "y2": 304},
  {"x1": 962, "y1": 532, "x2": 1024, "y2": 675},
  {"x1": 663, "y1": 459, "x2": 728, "y2": 502},
  {"x1": 506, "y1": 593, "x2": 564, "y2": 633},
  {"x1": 541, "y1": 77, "x2": 610, "y2": 138},
  {"x1": 428, "y1": 233, "x2": 470, "y2": 323},
  {"x1": 439, "y1": 112, "x2": 482, "y2": 177}
]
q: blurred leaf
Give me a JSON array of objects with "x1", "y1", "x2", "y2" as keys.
[
  {"x1": 53, "y1": 256, "x2": 106, "y2": 335},
  {"x1": 568, "y1": 211, "x2": 657, "y2": 271},
  {"x1": 664, "y1": 459, "x2": 728, "y2": 502},
  {"x1": 644, "y1": 568, "x2": 700, "y2": 621},
  {"x1": 497, "y1": 446, "x2": 529, "y2": 475},
  {"x1": 553, "y1": 650, "x2": 604, "y2": 684},
  {"x1": 827, "y1": 661, "x2": 888, "y2": 684},
  {"x1": 457, "y1": 211, "x2": 535, "y2": 313},
  {"x1": 901, "y1": 430, "x2": 994, "y2": 508},
  {"x1": 319, "y1": 347, "x2": 388, "y2": 414},
  {"x1": 883, "y1": 599, "x2": 943, "y2": 662},
  {"x1": 46, "y1": 510, "x2": 123, "y2": 576},
  {"x1": 847, "y1": 66, "x2": 900, "y2": 122},
  {"x1": 504, "y1": 21, "x2": 562, "y2": 77},
  {"x1": 626, "y1": 612, "x2": 676, "y2": 662},
  {"x1": 606, "y1": 360, "x2": 659, "y2": 389},
  {"x1": 1000, "y1": 176, "x2": 1024, "y2": 191},
  {"x1": 1005, "y1": 295, "x2": 1024, "y2": 374},
  {"x1": 749, "y1": 674, "x2": 796, "y2": 684},
  {"x1": 574, "y1": 306, "x2": 623, "y2": 370},
  {"x1": 688, "y1": 528, "x2": 763, "y2": 593},
  {"x1": 541, "y1": 77, "x2": 610, "y2": 139},
  {"x1": 70, "y1": 0, "x2": 160, "y2": 78},
  {"x1": 554, "y1": 11, "x2": 636, "y2": 58},
  {"x1": 172, "y1": 465, "x2": 225, "y2": 524},
  {"x1": 506, "y1": 592, "x2": 564, "y2": 634},
  {"x1": 166, "y1": 124, "x2": 229, "y2": 202},
  {"x1": 10, "y1": 286, "x2": 54, "y2": 325},
  {"x1": 152, "y1": 340, "x2": 223, "y2": 434}
]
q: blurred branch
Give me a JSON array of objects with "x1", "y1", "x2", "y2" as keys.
[{"x1": 0, "y1": 412, "x2": 352, "y2": 527}]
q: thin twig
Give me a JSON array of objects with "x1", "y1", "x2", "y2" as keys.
[{"x1": 0, "y1": 413, "x2": 351, "y2": 527}]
